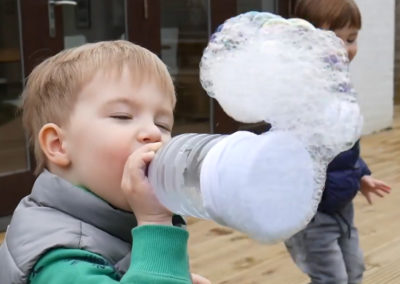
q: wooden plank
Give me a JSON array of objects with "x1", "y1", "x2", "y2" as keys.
[{"x1": 187, "y1": 105, "x2": 400, "y2": 283}]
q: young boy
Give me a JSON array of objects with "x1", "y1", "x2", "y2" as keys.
[
  {"x1": 0, "y1": 40, "x2": 209, "y2": 284},
  {"x1": 284, "y1": 1, "x2": 391, "y2": 283}
]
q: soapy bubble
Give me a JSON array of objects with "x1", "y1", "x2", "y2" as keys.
[
  {"x1": 200, "y1": 11, "x2": 362, "y2": 163},
  {"x1": 196, "y1": 12, "x2": 363, "y2": 241}
]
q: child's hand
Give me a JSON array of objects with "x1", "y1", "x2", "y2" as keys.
[
  {"x1": 121, "y1": 142, "x2": 172, "y2": 226},
  {"x1": 360, "y1": 175, "x2": 391, "y2": 205},
  {"x1": 191, "y1": 273, "x2": 211, "y2": 284}
]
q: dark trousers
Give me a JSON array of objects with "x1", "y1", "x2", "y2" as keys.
[{"x1": 284, "y1": 203, "x2": 365, "y2": 284}]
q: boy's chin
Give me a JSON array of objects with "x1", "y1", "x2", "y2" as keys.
[{"x1": 109, "y1": 198, "x2": 133, "y2": 213}]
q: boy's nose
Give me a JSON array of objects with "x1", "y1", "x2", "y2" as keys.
[{"x1": 137, "y1": 122, "x2": 162, "y2": 143}]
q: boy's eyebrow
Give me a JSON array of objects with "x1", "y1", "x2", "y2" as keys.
[
  {"x1": 106, "y1": 97, "x2": 134, "y2": 106},
  {"x1": 158, "y1": 106, "x2": 173, "y2": 115},
  {"x1": 156, "y1": 108, "x2": 174, "y2": 125},
  {"x1": 105, "y1": 97, "x2": 173, "y2": 118}
]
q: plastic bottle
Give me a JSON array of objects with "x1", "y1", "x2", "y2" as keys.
[
  {"x1": 148, "y1": 133, "x2": 224, "y2": 219},
  {"x1": 148, "y1": 131, "x2": 321, "y2": 243}
]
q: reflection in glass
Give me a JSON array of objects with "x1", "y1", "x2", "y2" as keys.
[
  {"x1": 0, "y1": 0, "x2": 27, "y2": 173},
  {"x1": 237, "y1": 0, "x2": 276, "y2": 14},
  {"x1": 62, "y1": 0, "x2": 126, "y2": 49},
  {"x1": 161, "y1": 0, "x2": 210, "y2": 135}
]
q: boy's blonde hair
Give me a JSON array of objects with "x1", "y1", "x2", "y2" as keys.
[
  {"x1": 294, "y1": 0, "x2": 362, "y2": 30},
  {"x1": 22, "y1": 40, "x2": 176, "y2": 174}
]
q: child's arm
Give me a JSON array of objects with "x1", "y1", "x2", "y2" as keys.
[
  {"x1": 120, "y1": 143, "x2": 210, "y2": 284},
  {"x1": 29, "y1": 225, "x2": 192, "y2": 284},
  {"x1": 360, "y1": 175, "x2": 391, "y2": 204},
  {"x1": 358, "y1": 158, "x2": 391, "y2": 204},
  {"x1": 358, "y1": 157, "x2": 371, "y2": 176},
  {"x1": 29, "y1": 142, "x2": 208, "y2": 284}
]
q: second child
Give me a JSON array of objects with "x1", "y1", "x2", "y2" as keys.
[{"x1": 284, "y1": 1, "x2": 391, "y2": 283}]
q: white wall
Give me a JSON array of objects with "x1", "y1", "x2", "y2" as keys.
[{"x1": 351, "y1": 0, "x2": 395, "y2": 134}]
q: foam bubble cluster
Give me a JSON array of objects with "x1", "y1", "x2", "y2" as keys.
[{"x1": 200, "y1": 12, "x2": 363, "y2": 163}]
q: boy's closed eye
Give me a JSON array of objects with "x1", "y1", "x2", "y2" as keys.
[
  {"x1": 110, "y1": 113, "x2": 172, "y2": 132},
  {"x1": 156, "y1": 123, "x2": 172, "y2": 132},
  {"x1": 346, "y1": 37, "x2": 356, "y2": 44},
  {"x1": 110, "y1": 113, "x2": 133, "y2": 120},
  {"x1": 155, "y1": 111, "x2": 174, "y2": 133}
]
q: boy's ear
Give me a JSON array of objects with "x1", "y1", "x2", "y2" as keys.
[{"x1": 38, "y1": 123, "x2": 70, "y2": 168}]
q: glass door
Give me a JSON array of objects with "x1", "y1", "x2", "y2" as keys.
[
  {"x1": 0, "y1": 0, "x2": 128, "y2": 228},
  {"x1": 0, "y1": 0, "x2": 26, "y2": 175},
  {"x1": 159, "y1": 0, "x2": 288, "y2": 135},
  {"x1": 0, "y1": 0, "x2": 34, "y2": 229},
  {"x1": 62, "y1": 0, "x2": 126, "y2": 49},
  {"x1": 160, "y1": 0, "x2": 210, "y2": 135}
]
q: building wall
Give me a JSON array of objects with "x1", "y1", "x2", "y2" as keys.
[
  {"x1": 395, "y1": 0, "x2": 400, "y2": 104},
  {"x1": 351, "y1": 0, "x2": 395, "y2": 134}
]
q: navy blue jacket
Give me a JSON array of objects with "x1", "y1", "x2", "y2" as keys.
[{"x1": 318, "y1": 140, "x2": 371, "y2": 214}]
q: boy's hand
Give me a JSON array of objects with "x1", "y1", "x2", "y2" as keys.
[
  {"x1": 191, "y1": 273, "x2": 212, "y2": 284},
  {"x1": 360, "y1": 175, "x2": 391, "y2": 205},
  {"x1": 121, "y1": 142, "x2": 172, "y2": 226}
]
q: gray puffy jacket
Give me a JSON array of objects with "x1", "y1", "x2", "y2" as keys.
[{"x1": 0, "y1": 170, "x2": 136, "y2": 284}]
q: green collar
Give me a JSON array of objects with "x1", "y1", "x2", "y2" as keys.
[{"x1": 75, "y1": 185, "x2": 107, "y2": 203}]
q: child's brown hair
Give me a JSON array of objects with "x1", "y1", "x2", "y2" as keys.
[
  {"x1": 22, "y1": 40, "x2": 175, "y2": 174},
  {"x1": 294, "y1": 0, "x2": 362, "y2": 30}
]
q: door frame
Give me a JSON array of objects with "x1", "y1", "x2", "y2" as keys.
[{"x1": 0, "y1": 0, "x2": 63, "y2": 219}]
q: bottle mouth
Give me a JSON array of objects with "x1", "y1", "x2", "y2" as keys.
[{"x1": 200, "y1": 130, "x2": 319, "y2": 243}]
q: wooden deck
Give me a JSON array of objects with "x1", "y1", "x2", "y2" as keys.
[
  {"x1": 1, "y1": 106, "x2": 399, "y2": 283},
  {"x1": 187, "y1": 105, "x2": 400, "y2": 284}
]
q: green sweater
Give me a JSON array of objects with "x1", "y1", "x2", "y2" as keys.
[{"x1": 29, "y1": 225, "x2": 191, "y2": 284}]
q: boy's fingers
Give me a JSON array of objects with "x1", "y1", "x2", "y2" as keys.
[
  {"x1": 142, "y1": 142, "x2": 163, "y2": 152},
  {"x1": 374, "y1": 182, "x2": 391, "y2": 193},
  {"x1": 123, "y1": 153, "x2": 152, "y2": 186},
  {"x1": 379, "y1": 187, "x2": 391, "y2": 194},
  {"x1": 379, "y1": 184, "x2": 391, "y2": 191},
  {"x1": 365, "y1": 193, "x2": 372, "y2": 205},
  {"x1": 191, "y1": 273, "x2": 211, "y2": 284},
  {"x1": 375, "y1": 180, "x2": 391, "y2": 189},
  {"x1": 121, "y1": 142, "x2": 164, "y2": 196},
  {"x1": 142, "y1": 151, "x2": 156, "y2": 163},
  {"x1": 372, "y1": 190, "x2": 384, "y2": 198},
  {"x1": 125, "y1": 144, "x2": 160, "y2": 168}
]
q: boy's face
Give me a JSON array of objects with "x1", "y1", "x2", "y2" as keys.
[
  {"x1": 61, "y1": 67, "x2": 174, "y2": 211},
  {"x1": 333, "y1": 25, "x2": 359, "y2": 62}
]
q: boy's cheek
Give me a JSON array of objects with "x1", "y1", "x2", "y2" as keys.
[
  {"x1": 104, "y1": 145, "x2": 133, "y2": 171},
  {"x1": 162, "y1": 133, "x2": 172, "y2": 144}
]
